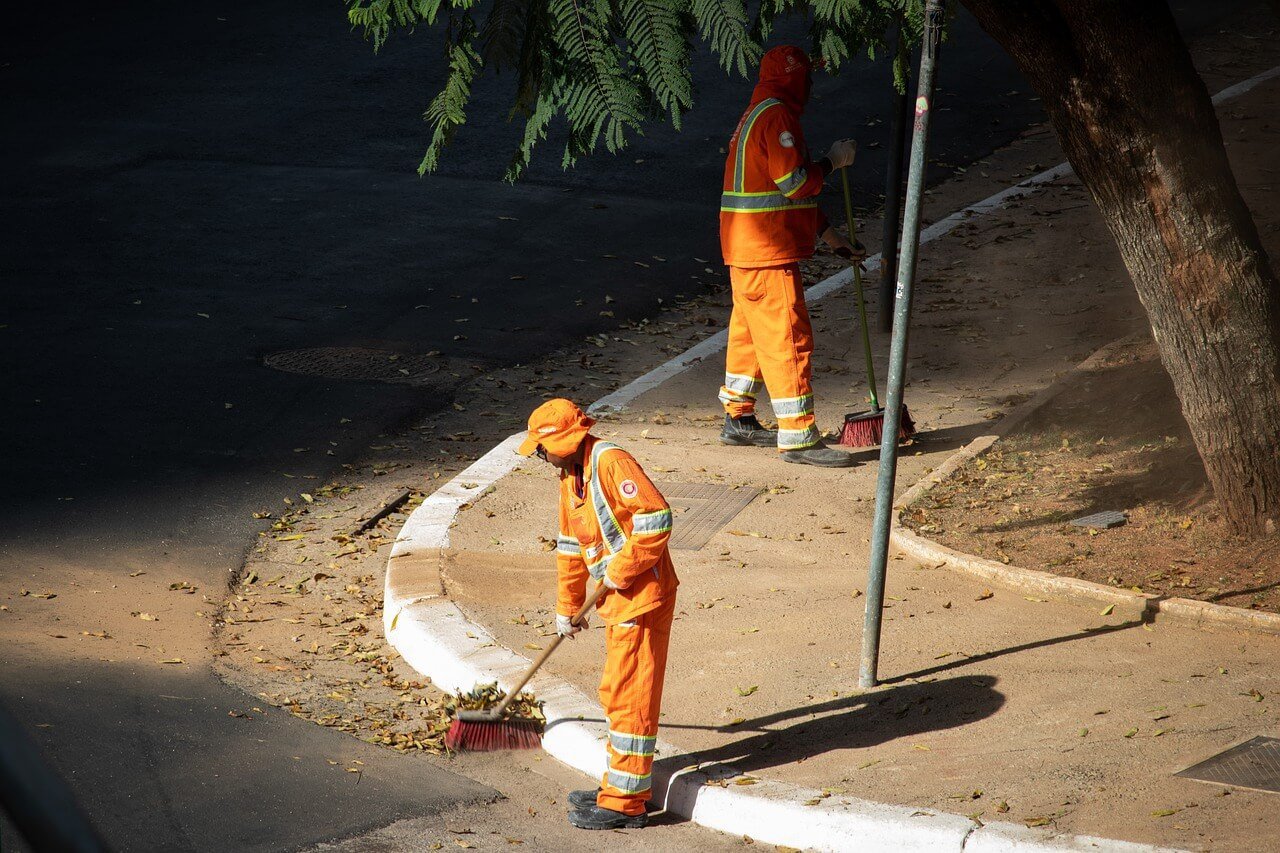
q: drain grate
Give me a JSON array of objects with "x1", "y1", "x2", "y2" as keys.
[
  {"x1": 1176, "y1": 736, "x2": 1280, "y2": 793},
  {"x1": 264, "y1": 347, "x2": 442, "y2": 386},
  {"x1": 659, "y1": 482, "x2": 761, "y2": 551}
]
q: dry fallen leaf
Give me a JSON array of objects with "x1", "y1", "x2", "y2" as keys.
[
  {"x1": 975, "y1": 590, "x2": 994, "y2": 601},
  {"x1": 736, "y1": 685, "x2": 758, "y2": 697}
]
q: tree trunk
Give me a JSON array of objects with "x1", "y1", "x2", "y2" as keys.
[{"x1": 961, "y1": 0, "x2": 1280, "y2": 536}]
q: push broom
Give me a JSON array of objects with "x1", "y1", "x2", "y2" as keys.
[
  {"x1": 837, "y1": 166, "x2": 915, "y2": 448},
  {"x1": 444, "y1": 582, "x2": 608, "y2": 752}
]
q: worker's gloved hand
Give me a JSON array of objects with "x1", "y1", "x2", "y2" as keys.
[
  {"x1": 556, "y1": 612, "x2": 586, "y2": 638},
  {"x1": 835, "y1": 241, "x2": 868, "y2": 263},
  {"x1": 826, "y1": 138, "x2": 857, "y2": 170}
]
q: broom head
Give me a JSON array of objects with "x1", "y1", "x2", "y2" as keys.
[
  {"x1": 445, "y1": 709, "x2": 544, "y2": 752},
  {"x1": 837, "y1": 405, "x2": 917, "y2": 448}
]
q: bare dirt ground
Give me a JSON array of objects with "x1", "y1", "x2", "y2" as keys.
[{"x1": 906, "y1": 338, "x2": 1280, "y2": 613}]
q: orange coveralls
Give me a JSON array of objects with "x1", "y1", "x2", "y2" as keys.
[
  {"x1": 719, "y1": 46, "x2": 832, "y2": 451},
  {"x1": 556, "y1": 435, "x2": 679, "y2": 815}
]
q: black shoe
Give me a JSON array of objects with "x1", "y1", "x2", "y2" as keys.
[
  {"x1": 781, "y1": 440, "x2": 858, "y2": 468},
  {"x1": 568, "y1": 788, "x2": 601, "y2": 810},
  {"x1": 719, "y1": 415, "x2": 778, "y2": 447},
  {"x1": 567, "y1": 805, "x2": 648, "y2": 830}
]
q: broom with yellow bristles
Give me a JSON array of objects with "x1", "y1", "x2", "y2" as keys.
[
  {"x1": 837, "y1": 166, "x2": 915, "y2": 448},
  {"x1": 444, "y1": 583, "x2": 608, "y2": 751}
]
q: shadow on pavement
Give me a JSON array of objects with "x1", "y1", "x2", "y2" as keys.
[
  {"x1": 654, "y1": 675, "x2": 1003, "y2": 781},
  {"x1": 883, "y1": 619, "x2": 1149, "y2": 685}
]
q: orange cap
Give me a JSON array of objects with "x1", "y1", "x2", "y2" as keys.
[{"x1": 517, "y1": 398, "x2": 596, "y2": 457}]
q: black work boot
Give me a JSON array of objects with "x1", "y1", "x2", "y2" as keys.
[
  {"x1": 567, "y1": 805, "x2": 648, "y2": 830},
  {"x1": 719, "y1": 414, "x2": 778, "y2": 447},
  {"x1": 567, "y1": 788, "x2": 601, "y2": 810},
  {"x1": 781, "y1": 440, "x2": 857, "y2": 468}
]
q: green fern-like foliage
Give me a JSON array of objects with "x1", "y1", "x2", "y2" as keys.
[
  {"x1": 346, "y1": 0, "x2": 937, "y2": 180},
  {"x1": 418, "y1": 14, "x2": 481, "y2": 176}
]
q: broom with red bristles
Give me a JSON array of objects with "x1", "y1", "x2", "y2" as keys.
[
  {"x1": 444, "y1": 582, "x2": 608, "y2": 752},
  {"x1": 837, "y1": 166, "x2": 915, "y2": 448}
]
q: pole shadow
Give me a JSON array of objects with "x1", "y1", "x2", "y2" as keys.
[{"x1": 653, "y1": 675, "x2": 1002, "y2": 791}]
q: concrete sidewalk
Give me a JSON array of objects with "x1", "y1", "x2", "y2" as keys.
[{"x1": 385, "y1": 38, "x2": 1280, "y2": 853}]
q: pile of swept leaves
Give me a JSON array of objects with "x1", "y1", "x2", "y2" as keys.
[{"x1": 449, "y1": 683, "x2": 546, "y2": 723}]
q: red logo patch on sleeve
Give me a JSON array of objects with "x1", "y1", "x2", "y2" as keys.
[{"x1": 619, "y1": 479, "x2": 639, "y2": 498}]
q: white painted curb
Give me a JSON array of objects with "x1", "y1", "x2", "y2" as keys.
[{"x1": 381, "y1": 65, "x2": 1279, "y2": 853}]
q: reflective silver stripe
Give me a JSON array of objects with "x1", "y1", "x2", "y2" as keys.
[
  {"x1": 609, "y1": 730, "x2": 657, "y2": 756},
  {"x1": 775, "y1": 166, "x2": 808, "y2": 197},
  {"x1": 588, "y1": 442, "x2": 628, "y2": 555},
  {"x1": 720, "y1": 192, "x2": 819, "y2": 213},
  {"x1": 557, "y1": 534, "x2": 580, "y2": 555},
  {"x1": 606, "y1": 769, "x2": 652, "y2": 794},
  {"x1": 771, "y1": 394, "x2": 814, "y2": 418},
  {"x1": 722, "y1": 372, "x2": 762, "y2": 396},
  {"x1": 632, "y1": 509, "x2": 672, "y2": 536},
  {"x1": 777, "y1": 426, "x2": 820, "y2": 450},
  {"x1": 733, "y1": 99, "x2": 780, "y2": 192},
  {"x1": 586, "y1": 553, "x2": 612, "y2": 581}
]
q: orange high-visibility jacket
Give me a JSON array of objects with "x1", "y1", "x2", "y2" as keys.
[
  {"x1": 556, "y1": 436, "x2": 679, "y2": 626},
  {"x1": 720, "y1": 98, "x2": 830, "y2": 267}
]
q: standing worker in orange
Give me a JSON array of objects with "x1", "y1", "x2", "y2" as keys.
[
  {"x1": 719, "y1": 44, "x2": 866, "y2": 467},
  {"x1": 517, "y1": 398, "x2": 679, "y2": 831}
]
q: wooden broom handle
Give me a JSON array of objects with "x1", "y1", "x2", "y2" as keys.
[{"x1": 489, "y1": 582, "x2": 610, "y2": 718}]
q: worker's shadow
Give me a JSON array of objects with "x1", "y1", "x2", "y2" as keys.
[{"x1": 650, "y1": 674, "x2": 1002, "y2": 815}]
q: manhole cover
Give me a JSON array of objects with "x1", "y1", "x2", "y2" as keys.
[
  {"x1": 263, "y1": 347, "x2": 442, "y2": 386},
  {"x1": 660, "y1": 482, "x2": 761, "y2": 551},
  {"x1": 1176, "y1": 736, "x2": 1280, "y2": 793},
  {"x1": 1070, "y1": 510, "x2": 1127, "y2": 529}
]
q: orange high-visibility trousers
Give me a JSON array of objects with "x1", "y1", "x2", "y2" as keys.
[
  {"x1": 718, "y1": 263, "x2": 819, "y2": 450},
  {"x1": 596, "y1": 595, "x2": 676, "y2": 815}
]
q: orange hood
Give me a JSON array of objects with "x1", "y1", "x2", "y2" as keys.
[{"x1": 750, "y1": 45, "x2": 813, "y2": 114}]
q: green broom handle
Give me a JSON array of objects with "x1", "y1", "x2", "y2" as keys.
[{"x1": 840, "y1": 166, "x2": 882, "y2": 412}]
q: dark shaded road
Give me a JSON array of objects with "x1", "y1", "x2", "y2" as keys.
[{"x1": 0, "y1": 0, "x2": 1243, "y2": 849}]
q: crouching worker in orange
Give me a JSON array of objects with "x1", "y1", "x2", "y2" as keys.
[
  {"x1": 517, "y1": 398, "x2": 679, "y2": 831},
  {"x1": 719, "y1": 44, "x2": 866, "y2": 467}
]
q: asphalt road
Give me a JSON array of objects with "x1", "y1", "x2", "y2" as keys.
[{"x1": 0, "y1": 0, "x2": 1244, "y2": 849}]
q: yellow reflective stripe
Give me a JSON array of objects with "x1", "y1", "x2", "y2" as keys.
[
  {"x1": 606, "y1": 769, "x2": 652, "y2": 793},
  {"x1": 733, "y1": 99, "x2": 781, "y2": 192},
  {"x1": 588, "y1": 442, "x2": 627, "y2": 554},
  {"x1": 609, "y1": 730, "x2": 657, "y2": 756},
  {"x1": 585, "y1": 553, "x2": 612, "y2": 581},
  {"x1": 720, "y1": 191, "x2": 819, "y2": 213},
  {"x1": 775, "y1": 166, "x2": 809, "y2": 197},
  {"x1": 720, "y1": 204, "x2": 819, "y2": 214},
  {"x1": 723, "y1": 372, "x2": 763, "y2": 394},
  {"x1": 632, "y1": 509, "x2": 672, "y2": 535},
  {"x1": 777, "y1": 426, "x2": 820, "y2": 450},
  {"x1": 772, "y1": 394, "x2": 814, "y2": 417}
]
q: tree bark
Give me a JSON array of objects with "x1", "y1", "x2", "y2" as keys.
[{"x1": 960, "y1": 0, "x2": 1280, "y2": 536}]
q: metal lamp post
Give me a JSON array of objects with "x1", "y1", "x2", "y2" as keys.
[{"x1": 859, "y1": 0, "x2": 946, "y2": 689}]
